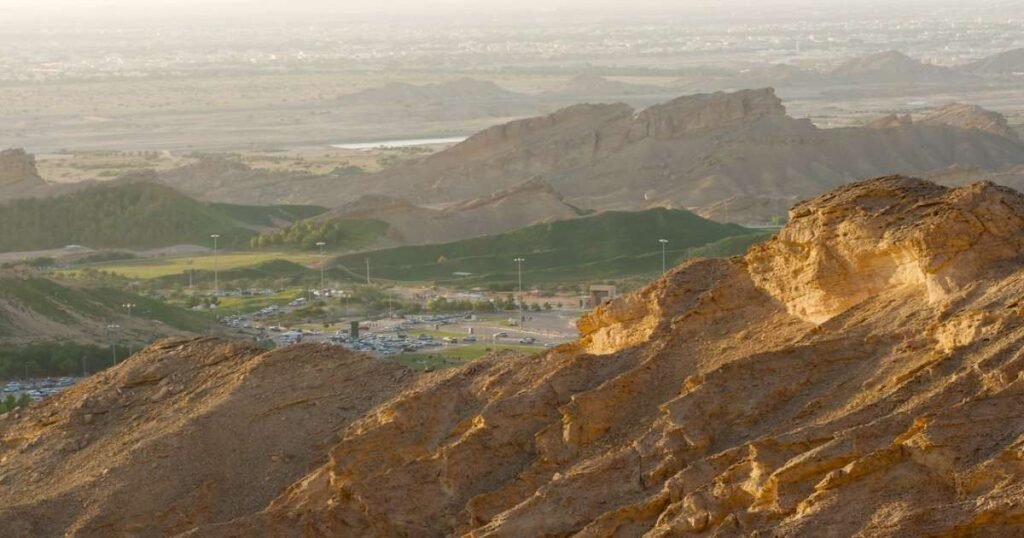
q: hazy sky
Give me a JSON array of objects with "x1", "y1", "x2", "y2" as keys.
[{"x1": 2, "y1": 0, "x2": 1022, "y2": 27}]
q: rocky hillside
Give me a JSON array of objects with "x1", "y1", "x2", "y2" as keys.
[
  {"x1": 8, "y1": 176, "x2": 1024, "y2": 536},
  {"x1": 0, "y1": 338, "x2": 416, "y2": 537},
  {"x1": 208, "y1": 176, "x2": 1024, "y2": 536},
  {"x1": 304, "y1": 88, "x2": 1024, "y2": 214},
  {"x1": 919, "y1": 103, "x2": 1020, "y2": 140}
]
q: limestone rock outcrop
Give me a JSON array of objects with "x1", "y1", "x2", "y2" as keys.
[{"x1": 747, "y1": 176, "x2": 1024, "y2": 323}]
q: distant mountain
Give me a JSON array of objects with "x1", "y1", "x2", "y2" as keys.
[
  {"x1": 961, "y1": 48, "x2": 1024, "y2": 75},
  {"x1": 0, "y1": 181, "x2": 325, "y2": 253},
  {"x1": 917, "y1": 103, "x2": 1020, "y2": 140},
  {"x1": 337, "y1": 78, "x2": 538, "y2": 118},
  {"x1": 828, "y1": 50, "x2": 966, "y2": 84},
  {"x1": 332, "y1": 207, "x2": 768, "y2": 285},
  {"x1": 547, "y1": 74, "x2": 674, "y2": 99},
  {"x1": 302, "y1": 88, "x2": 1024, "y2": 215},
  {"x1": 866, "y1": 103, "x2": 1020, "y2": 140}
]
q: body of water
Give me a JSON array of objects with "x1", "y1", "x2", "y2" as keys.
[{"x1": 331, "y1": 136, "x2": 468, "y2": 150}]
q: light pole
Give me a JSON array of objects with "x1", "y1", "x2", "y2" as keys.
[
  {"x1": 122, "y1": 302, "x2": 135, "y2": 317},
  {"x1": 107, "y1": 324, "x2": 121, "y2": 366},
  {"x1": 210, "y1": 234, "x2": 221, "y2": 295},
  {"x1": 316, "y1": 241, "x2": 327, "y2": 293},
  {"x1": 514, "y1": 257, "x2": 525, "y2": 325},
  {"x1": 659, "y1": 239, "x2": 669, "y2": 275}
]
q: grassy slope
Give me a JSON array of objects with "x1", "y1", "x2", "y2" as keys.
[
  {"x1": 0, "y1": 277, "x2": 213, "y2": 334},
  {"x1": 0, "y1": 182, "x2": 326, "y2": 253},
  {"x1": 333, "y1": 208, "x2": 771, "y2": 285}
]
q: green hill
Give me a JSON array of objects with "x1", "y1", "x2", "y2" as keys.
[
  {"x1": 332, "y1": 208, "x2": 772, "y2": 285},
  {"x1": 0, "y1": 275, "x2": 214, "y2": 340},
  {"x1": 0, "y1": 181, "x2": 326, "y2": 253}
]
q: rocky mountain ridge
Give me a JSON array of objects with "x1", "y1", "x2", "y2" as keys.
[{"x1": 307, "y1": 88, "x2": 1024, "y2": 214}]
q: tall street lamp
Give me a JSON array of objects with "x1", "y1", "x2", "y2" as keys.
[
  {"x1": 107, "y1": 324, "x2": 121, "y2": 366},
  {"x1": 316, "y1": 241, "x2": 327, "y2": 293},
  {"x1": 210, "y1": 234, "x2": 221, "y2": 295},
  {"x1": 659, "y1": 239, "x2": 669, "y2": 275},
  {"x1": 514, "y1": 257, "x2": 525, "y2": 325}
]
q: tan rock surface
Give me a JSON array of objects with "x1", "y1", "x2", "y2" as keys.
[
  {"x1": 0, "y1": 338, "x2": 415, "y2": 537},
  {"x1": 11, "y1": 176, "x2": 1024, "y2": 537}
]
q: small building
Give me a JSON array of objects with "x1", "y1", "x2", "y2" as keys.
[{"x1": 585, "y1": 285, "x2": 618, "y2": 308}]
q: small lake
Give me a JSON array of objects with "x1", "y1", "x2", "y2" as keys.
[{"x1": 331, "y1": 136, "x2": 468, "y2": 150}]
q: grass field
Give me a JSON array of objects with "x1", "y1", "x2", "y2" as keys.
[{"x1": 209, "y1": 288, "x2": 308, "y2": 316}]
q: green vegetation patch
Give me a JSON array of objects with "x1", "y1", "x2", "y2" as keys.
[
  {"x1": 0, "y1": 181, "x2": 324, "y2": 253},
  {"x1": 251, "y1": 218, "x2": 390, "y2": 251},
  {"x1": 333, "y1": 208, "x2": 771, "y2": 285},
  {"x1": 0, "y1": 277, "x2": 213, "y2": 333}
]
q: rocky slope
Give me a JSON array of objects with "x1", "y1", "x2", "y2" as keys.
[
  {"x1": 0, "y1": 338, "x2": 415, "y2": 537},
  {"x1": 188, "y1": 176, "x2": 1024, "y2": 536},
  {"x1": 301, "y1": 88, "x2": 1024, "y2": 213}
]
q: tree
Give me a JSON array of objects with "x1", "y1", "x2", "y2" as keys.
[
  {"x1": 16, "y1": 393, "x2": 31, "y2": 408},
  {"x1": 2, "y1": 394, "x2": 15, "y2": 412}
]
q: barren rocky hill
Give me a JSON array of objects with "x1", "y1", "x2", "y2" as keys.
[
  {"x1": 868, "y1": 103, "x2": 1021, "y2": 141},
  {"x1": 828, "y1": 50, "x2": 966, "y2": 84},
  {"x1": 193, "y1": 176, "x2": 1024, "y2": 536},
  {"x1": 0, "y1": 338, "x2": 416, "y2": 537},
  {"x1": 961, "y1": 48, "x2": 1024, "y2": 75},
  {"x1": 301, "y1": 88, "x2": 1024, "y2": 215},
  {"x1": 337, "y1": 78, "x2": 540, "y2": 120}
]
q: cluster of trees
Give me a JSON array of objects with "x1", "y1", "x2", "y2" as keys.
[
  {"x1": 425, "y1": 296, "x2": 558, "y2": 313},
  {"x1": 0, "y1": 342, "x2": 124, "y2": 380},
  {"x1": 249, "y1": 218, "x2": 386, "y2": 251},
  {"x1": 0, "y1": 394, "x2": 32, "y2": 414}
]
